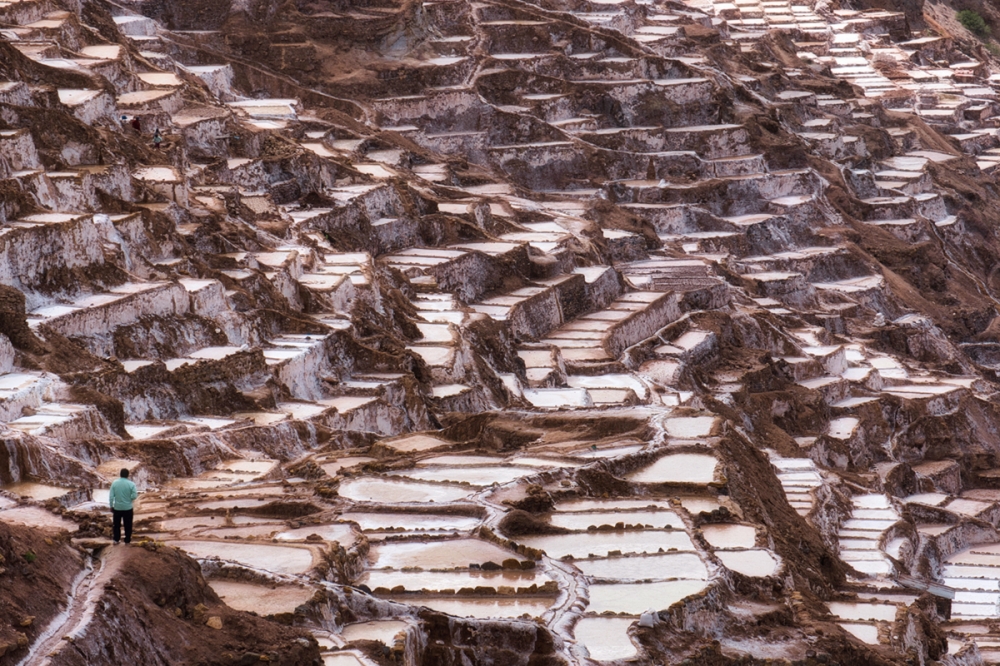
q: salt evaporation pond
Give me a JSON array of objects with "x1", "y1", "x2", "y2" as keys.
[
  {"x1": 3, "y1": 482, "x2": 71, "y2": 501},
  {"x1": 0, "y1": 505, "x2": 78, "y2": 531},
  {"x1": 518, "y1": 531, "x2": 694, "y2": 559},
  {"x1": 574, "y1": 553, "x2": 708, "y2": 581},
  {"x1": 392, "y1": 466, "x2": 535, "y2": 486},
  {"x1": 572, "y1": 445, "x2": 643, "y2": 459},
  {"x1": 587, "y1": 580, "x2": 708, "y2": 614},
  {"x1": 417, "y1": 455, "x2": 502, "y2": 466},
  {"x1": 338, "y1": 477, "x2": 471, "y2": 503},
  {"x1": 209, "y1": 580, "x2": 314, "y2": 614},
  {"x1": 702, "y1": 524, "x2": 756, "y2": 549},
  {"x1": 341, "y1": 512, "x2": 482, "y2": 533},
  {"x1": 167, "y1": 540, "x2": 315, "y2": 574},
  {"x1": 157, "y1": 515, "x2": 277, "y2": 531},
  {"x1": 627, "y1": 453, "x2": 718, "y2": 484},
  {"x1": 663, "y1": 416, "x2": 717, "y2": 438},
  {"x1": 575, "y1": 617, "x2": 638, "y2": 661},
  {"x1": 319, "y1": 457, "x2": 374, "y2": 475},
  {"x1": 840, "y1": 623, "x2": 879, "y2": 645},
  {"x1": 549, "y1": 511, "x2": 682, "y2": 531},
  {"x1": 275, "y1": 524, "x2": 356, "y2": 544},
  {"x1": 828, "y1": 602, "x2": 898, "y2": 622},
  {"x1": 341, "y1": 620, "x2": 409, "y2": 645},
  {"x1": 370, "y1": 539, "x2": 518, "y2": 569},
  {"x1": 323, "y1": 653, "x2": 370, "y2": 666},
  {"x1": 405, "y1": 597, "x2": 553, "y2": 618},
  {"x1": 555, "y1": 499, "x2": 675, "y2": 512},
  {"x1": 361, "y1": 568, "x2": 548, "y2": 592},
  {"x1": 716, "y1": 549, "x2": 779, "y2": 577}
]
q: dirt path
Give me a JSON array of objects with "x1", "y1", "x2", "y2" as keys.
[{"x1": 17, "y1": 546, "x2": 123, "y2": 666}]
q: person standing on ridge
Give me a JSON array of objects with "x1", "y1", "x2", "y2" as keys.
[
  {"x1": 109, "y1": 468, "x2": 138, "y2": 545},
  {"x1": 152, "y1": 128, "x2": 162, "y2": 150}
]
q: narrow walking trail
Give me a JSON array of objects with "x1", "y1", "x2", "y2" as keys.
[{"x1": 18, "y1": 546, "x2": 123, "y2": 666}]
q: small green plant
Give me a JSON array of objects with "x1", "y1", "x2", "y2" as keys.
[
  {"x1": 22, "y1": 551, "x2": 36, "y2": 563},
  {"x1": 958, "y1": 9, "x2": 990, "y2": 37}
]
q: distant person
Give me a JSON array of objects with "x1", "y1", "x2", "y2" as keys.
[
  {"x1": 131, "y1": 116, "x2": 141, "y2": 134},
  {"x1": 109, "y1": 468, "x2": 138, "y2": 545},
  {"x1": 152, "y1": 128, "x2": 163, "y2": 150}
]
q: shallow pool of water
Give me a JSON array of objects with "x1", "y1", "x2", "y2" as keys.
[
  {"x1": 370, "y1": 539, "x2": 519, "y2": 569},
  {"x1": 518, "y1": 531, "x2": 694, "y2": 559},
  {"x1": 839, "y1": 622, "x2": 879, "y2": 645},
  {"x1": 341, "y1": 620, "x2": 409, "y2": 646},
  {"x1": 549, "y1": 511, "x2": 682, "y2": 531},
  {"x1": 574, "y1": 617, "x2": 638, "y2": 661},
  {"x1": 574, "y1": 553, "x2": 709, "y2": 581},
  {"x1": 319, "y1": 457, "x2": 375, "y2": 476},
  {"x1": 339, "y1": 478, "x2": 471, "y2": 503},
  {"x1": 157, "y1": 515, "x2": 276, "y2": 532},
  {"x1": 341, "y1": 512, "x2": 481, "y2": 533},
  {"x1": 391, "y1": 466, "x2": 535, "y2": 487},
  {"x1": 167, "y1": 540, "x2": 316, "y2": 574},
  {"x1": 416, "y1": 456, "x2": 502, "y2": 467},
  {"x1": 828, "y1": 602, "x2": 898, "y2": 622},
  {"x1": 209, "y1": 580, "x2": 314, "y2": 614},
  {"x1": 702, "y1": 524, "x2": 756, "y2": 549},
  {"x1": 587, "y1": 580, "x2": 708, "y2": 614},
  {"x1": 0, "y1": 505, "x2": 78, "y2": 531},
  {"x1": 323, "y1": 653, "x2": 370, "y2": 666},
  {"x1": 663, "y1": 416, "x2": 717, "y2": 439},
  {"x1": 626, "y1": 454, "x2": 718, "y2": 484},
  {"x1": 404, "y1": 597, "x2": 553, "y2": 619},
  {"x1": 716, "y1": 549, "x2": 779, "y2": 577},
  {"x1": 361, "y1": 568, "x2": 548, "y2": 592},
  {"x1": 555, "y1": 499, "x2": 675, "y2": 512},
  {"x1": 2, "y1": 482, "x2": 71, "y2": 501},
  {"x1": 275, "y1": 523, "x2": 356, "y2": 545}
]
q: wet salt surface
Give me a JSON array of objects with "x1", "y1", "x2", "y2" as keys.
[
  {"x1": 549, "y1": 510, "x2": 682, "y2": 531},
  {"x1": 626, "y1": 453, "x2": 718, "y2": 484},
  {"x1": 209, "y1": 580, "x2": 314, "y2": 614},
  {"x1": 828, "y1": 602, "x2": 898, "y2": 622},
  {"x1": 275, "y1": 524, "x2": 356, "y2": 544},
  {"x1": 339, "y1": 478, "x2": 471, "y2": 503},
  {"x1": 575, "y1": 617, "x2": 638, "y2": 661},
  {"x1": 319, "y1": 457, "x2": 375, "y2": 475},
  {"x1": 2, "y1": 482, "x2": 71, "y2": 501},
  {"x1": 323, "y1": 652, "x2": 373, "y2": 666},
  {"x1": 571, "y1": 445, "x2": 643, "y2": 459},
  {"x1": 574, "y1": 553, "x2": 709, "y2": 581},
  {"x1": 0, "y1": 505, "x2": 78, "y2": 531},
  {"x1": 341, "y1": 620, "x2": 409, "y2": 645},
  {"x1": 157, "y1": 515, "x2": 277, "y2": 531},
  {"x1": 587, "y1": 580, "x2": 708, "y2": 613},
  {"x1": 341, "y1": 512, "x2": 482, "y2": 533},
  {"x1": 403, "y1": 597, "x2": 553, "y2": 618},
  {"x1": 702, "y1": 524, "x2": 757, "y2": 549},
  {"x1": 555, "y1": 499, "x2": 675, "y2": 512},
  {"x1": 370, "y1": 539, "x2": 518, "y2": 569},
  {"x1": 840, "y1": 623, "x2": 879, "y2": 645},
  {"x1": 518, "y1": 531, "x2": 694, "y2": 558},
  {"x1": 167, "y1": 540, "x2": 316, "y2": 574},
  {"x1": 391, "y1": 465, "x2": 536, "y2": 487},
  {"x1": 716, "y1": 550, "x2": 780, "y2": 577},
  {"x1": 361, "y1": 568, "x2": 548, "y2": 591}
]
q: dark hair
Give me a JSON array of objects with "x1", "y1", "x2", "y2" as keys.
[{"x1": 120, "y1": 468, "x2": 130, "y2": 478}]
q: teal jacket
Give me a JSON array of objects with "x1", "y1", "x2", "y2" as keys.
[{"x1": 109, "y1": 478, "x2": 138, "y2": 511}]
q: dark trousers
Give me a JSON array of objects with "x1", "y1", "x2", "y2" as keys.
[{"x1": 113, "y1": 509, "x2": 133, "y2": 543}]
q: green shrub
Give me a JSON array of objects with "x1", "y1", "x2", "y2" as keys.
[
  {"x1": 958, "y1": 9, "x2": 990, "y2": 37},
  {"x1": 22, "y1": 551, "x2": 36, "y2": 563}
]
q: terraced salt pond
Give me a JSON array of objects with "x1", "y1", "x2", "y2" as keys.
[
  {"x1": 391, "y1": 465, "x2": 537, "y2": 486},
  {"x1": 275, "y1": 524, "x2": 356, "y2": 543},
  {"x1": 338, "y1": 477, "x2": 472, "y2": 503},
  {"x1": 209, "y1": 580, "x2": 315, "y2": 614},
  {"x1": 574, "y1": 553, "x2": 709, "y2": 580},
  {"x1": 715, "y1": 549, "x2": 780, "y2": 577},
  {"x1": 402, "y1": 597, "x2": 554, "y2": 618},
  {"x1": 340, "y1": 620, "x2": 409, "y2": 645},
  {"x1": 703, "y1": 523, "x2": 757, "y2": 548},
  {"x1": 360, "y1": 569, "x2": 550, "y2": 592},
  {"x1": 574, "y1": 617, "x2": 639, "y2": 661},
  {"x1": 518, "y1": 531, "x2": 694, "y2": 558},
  {"x1": 341, "y1": 512, "x2": 482, "y2": 533},
  {"x1": 626, "y1": 453, "x2": 719, "y2": 484},
  {"x1": 587, "y1": 580, "x2": 708, "y2": 613},
  {"x1": 549, "y1": 510, "x2": 683, "y2": 531},
  {"x1": 167, "y1": 540, "x2": 317, "y2": 574},
  {"x1": 370, "y1": 539, "x2": 520, "y2": 569}
]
